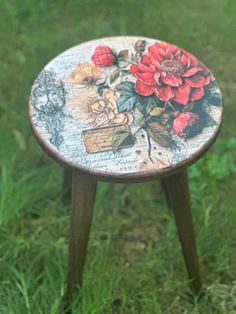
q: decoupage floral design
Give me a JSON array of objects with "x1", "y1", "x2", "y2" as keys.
[
  {"x1": 69, "y1": 40, "x2": 222, "y2": 160},
  {"x1": 29, "y1": 37, "x2": 223, "y2": 175}
]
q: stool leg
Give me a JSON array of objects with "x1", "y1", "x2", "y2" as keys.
[
  {"x1": 162, "y1": 170, "x2": 202, "y2": 293},
  {"x1": 65, "y1": 172, "x2": 97, "y2": 298},
  {"x1": 62, "y1": 168, "x2": 72, "y2": 203}
]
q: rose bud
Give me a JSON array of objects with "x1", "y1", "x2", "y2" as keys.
[
  {"x1": 173, "y1": 112, "x2": 199, "y2": 138},
  {"x1": 134, "y1": 40, "x2": 146, "y2": 52},
  {"x1": 91, "y1": 46, "x2": 116, "y2": 67}
]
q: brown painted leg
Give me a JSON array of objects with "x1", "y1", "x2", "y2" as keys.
[
  {"x1": 65, "y1": 172, "x2": 97, "y2": 298},
  {"x1": 162, "y1": 170, "x2": 202, "y2": 293},
  {"x1": 62, "y1": 168, "x2": 72, "y2": 203}
]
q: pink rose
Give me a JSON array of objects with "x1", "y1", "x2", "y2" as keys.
[
  {"x1": 91, "y1": 46, "x2": 116, "y2": 67},
  {"x1": 173, "y1": 112, "x2": 199, "y2": 138}
]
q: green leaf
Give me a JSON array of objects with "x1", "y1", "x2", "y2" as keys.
[
  {"x1": 206, "y1": 92, "x2": 222, "y2": 107},
  {"x1": 117, "y1": 95, "x2": 137, "y2": 112},
  {"x1": 145, "y1": 122, "x2": 172, "y2": 148},
  {"x1": 97, "y1": 83, "x2": 109, "y2": 96},
  {"x1": 200, "y1": 99, "x2": 211, "y2": 109},
  {"x1": 97, "y1": 86, "x2": 104, "y2": 96},
  {"x1": 133, "y1": 111, "x2": 145, "y2": 126},
  {"x1": 183, "y1": 102, "x2": 194, "y2": 112},
  {"x1": 137, "y1": 94, "x2": 163, "y2": 114},
  {"x1": 204, "y1": 112, "x2": 217, "y2": 127},
  {"x1": 116, "y1": 81, "x2": 138, "y2": 112},
  {"x1": 110, "y1": 70, "x2": 120, "y2": 83},
  {"x1": 116, "y1": 81, "x2": 135, "y2": 95},
  {"x1": 120, "y1": 69, "x2": 130, "y2": 76},
  {"x1": 148, "y1": 107, "x2": 164, "y2": 116},
  {"x1": 118, "y1": 50, "x2": 129, "y2": 59},
  {"x1": 194, "y1": 104, "x2": 217, "y2": 129},
  {"x1": 112, "y1": 130, "x2": 136, "y2": 153}
]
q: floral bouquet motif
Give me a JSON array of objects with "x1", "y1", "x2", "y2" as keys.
[{"x1": 70, "y1": 40, "x2": 221, "y2": 160}]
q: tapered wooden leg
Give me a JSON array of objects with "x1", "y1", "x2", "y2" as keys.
[
  {"x1": 62, "y1": 168, "x2": 72, "y2": 203},
  {"x1": 162, "y1": 170, "x2": 202, "y2": 293},
  {"x1": 65, "y1": 172, "x2": 97, "y2": 298}
]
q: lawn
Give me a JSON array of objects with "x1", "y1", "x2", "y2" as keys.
[{"x1": 0, "y1": 0, "x2": 236, "y2": 313}]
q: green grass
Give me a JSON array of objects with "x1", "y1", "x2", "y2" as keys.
[{"x1": 0, "y1": 0, "x2": 236, "y2": 313}]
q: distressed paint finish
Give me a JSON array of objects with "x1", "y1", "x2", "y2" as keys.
[{"x1": 29, "y1": 36, "x2": 223, "y2": 179}]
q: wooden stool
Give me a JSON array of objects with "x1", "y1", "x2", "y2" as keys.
[{"x1": 29, "y1": 36, "x2": 223, "y2": 298}]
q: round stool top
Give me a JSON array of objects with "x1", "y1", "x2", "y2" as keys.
[{"x1": 29, "y1": 36, "x2": 223, "y2": 181}]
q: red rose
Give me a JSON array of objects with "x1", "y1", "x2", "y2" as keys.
[
  {"x1": 130, "y1": 42, "x2": 212, "y2": 105},
  {"x1": 172, "y1": 112, "x2": 199, "y2": 138},
  {"x1": 91, "y1": 46, "x2": 116, "y2": 67}
]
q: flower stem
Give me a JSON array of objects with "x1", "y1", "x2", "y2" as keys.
[
  {"x1": 133, "y1": 126, "x2": 143, "y2": 136},
  {"x1": 147, "y1": 133, "x2": 154, "y2": 163},
  {"x1": 167, "y1": 101, "x2": 177, "y2": 112},
  {"x1": 121, "y1": 60, "x2": 136, "y2": 66}
]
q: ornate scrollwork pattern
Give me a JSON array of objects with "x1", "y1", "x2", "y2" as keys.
[{"x1": 31, "y1": 70, "x2": 67, "y2": 148}]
